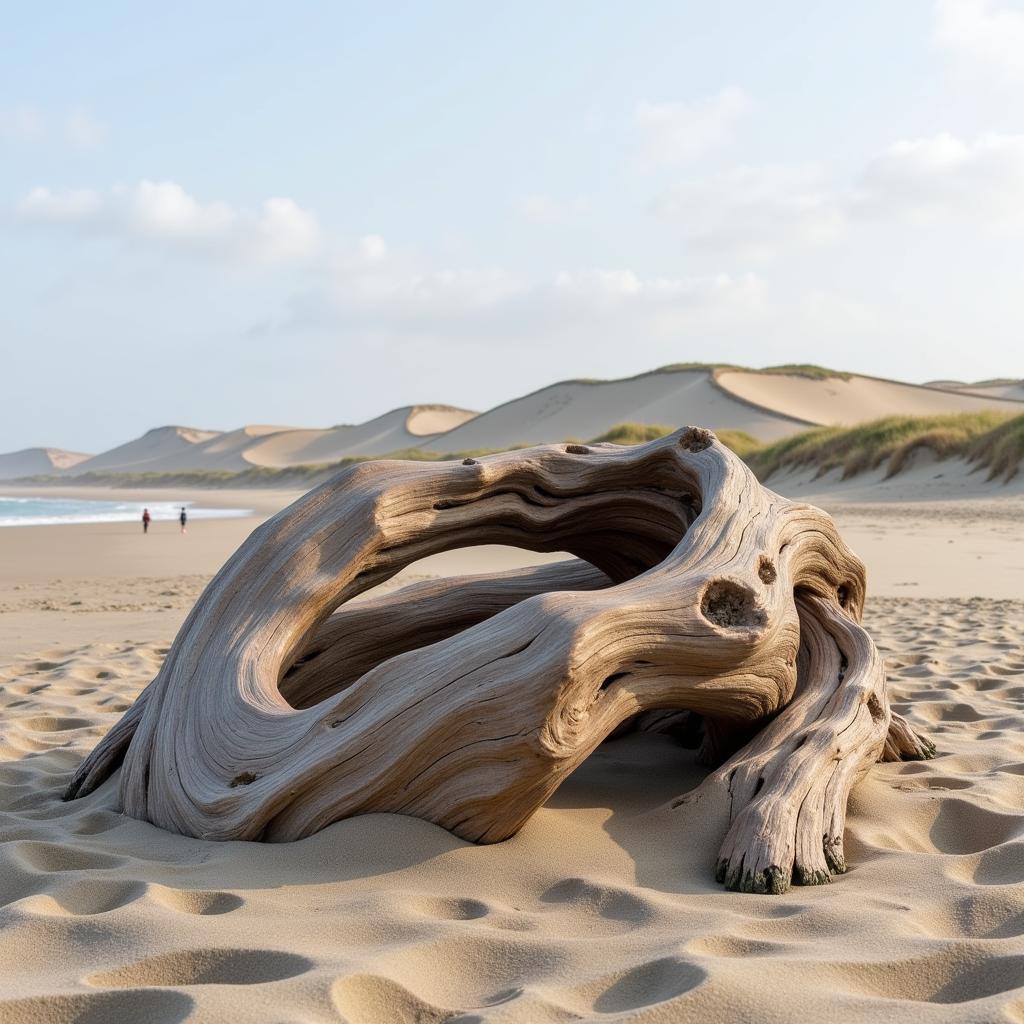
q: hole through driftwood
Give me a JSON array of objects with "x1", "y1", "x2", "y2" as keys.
[
  {"x1": 700, "y1": 580, "x2": 765, "y2": 629},
  {"x1": 279, "y1": 459, "x2": 702, "y2": 711}
]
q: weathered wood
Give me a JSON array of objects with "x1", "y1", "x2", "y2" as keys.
[{"x1": 66, "y1": 427, "x2": 932, "y2": 892}]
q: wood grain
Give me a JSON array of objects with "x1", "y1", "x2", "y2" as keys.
[{"x1": 66, "y1": 427, "x2": 933, "y2": 892}]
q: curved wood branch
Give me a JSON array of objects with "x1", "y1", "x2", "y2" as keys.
[{"x1": 67, "y1": 428, "x2": 932, "y2": 891}]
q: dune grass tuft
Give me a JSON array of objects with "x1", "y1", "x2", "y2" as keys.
[
  {"x1": 968, "y1": 413, "x2": 1024, "y2": 481},
  {"x1": 589, "y1": 422, "x2": 762, "y2": 458},
  {"x1": 746, "y1": 412, "x2": 1018, "y2": 481},
  {"x1": 756, "y1": 364, "x2": 852, "y2": 381},
  {"x1": 589, "y1": 423, "x2": 676, "y2": 445}
]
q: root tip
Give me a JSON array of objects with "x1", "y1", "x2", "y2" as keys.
[
  {"x1": 823, "y1": 836, "x2": 847, "y2": 875},
  {"x1": 720, "y1": 858, "x2": 791, "y2": 894},
  {"x1": 794, "y1": 866, "x2": 832, "y2": 886}
]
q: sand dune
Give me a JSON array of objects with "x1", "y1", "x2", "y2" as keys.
[
  {"x1": 69, "y1": 426, "x2": 222, "y2": 475},
  {"x1": 92, "y1": 425, "x2": 302, "y2": 475},
  {"x1": 6, "y1": 366, "x2": 1023, "y2": 479},
  {"x1": 242, "y1": 405, "x2": 477, "y2": 468},
  {"x1": 0, "y1": 448, "x2": 91, "y2": 480},
  {"x1": 424, "y1": 366, "x2": 1024, "y2": 454},
  {"x1": 421, "y1": 368, "x2": 811, "y2": 453},
  {"x1": 928, "y1": 380, "x2": 1024, "y2": 403},
  {"x1": 54, "y1": 407, "x2": 477, "y2": 476},
  {"x1": 716, "y1": 370, "x2": 1023, "y2": 427}
]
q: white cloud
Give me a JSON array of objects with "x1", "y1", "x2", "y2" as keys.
[
  {"x1": 19, "y1": 186, "x2": 102, "y2": 222},
  {"x1": 65, "y1": 111, "x2": 104, "y2": 148},
  {"x1": 932, "y1": 0, "x2": 1024, "y2": 86},
  {"x1": 294, "y1": 239, "x2": 764, "y2": 341},
  {"x1": 653, "y1": 165, "x2": 844, "y2": 258},
  {"x1": 357, "y1": 234, "x2": 388, "y2": 264},
  {"x1": 17, "y1": 180, "x2": 320, "y2": 264},
  {"x1": 633, "y1": 87, "x2": 750, "y2": 167},
  {"x1": 125, "y1": 180, "x2": 235, "y2": 239},
  {"x1": 519, "y1": 194, "x2": 591, "y2": 224},
  {"x1": 652, "y1": 133, "x2": 1024, "y2": 256},
  {"x1": 0, "y1": 106, "x2": 44, "y2": 141},
  {"x1": 1, "y1": 106, "x2": 104, "y2": 146},
  {"x1": 852, "y1": 132, "x2": 1024, "y2": 228},
  {"x1": 320, "y1": 261, "x2": 524, "y2": 323}
]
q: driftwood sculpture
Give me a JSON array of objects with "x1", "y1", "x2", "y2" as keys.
[{"x1": 66, "y1": 428, "x2": 933, "y2": 894}]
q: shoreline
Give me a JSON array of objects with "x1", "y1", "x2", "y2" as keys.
[{"x1": 0, "y1": 484, "x2": 301, "y2": 515}]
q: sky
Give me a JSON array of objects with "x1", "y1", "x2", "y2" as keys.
[{"x1": 2, "y1": 0, "x2": 1022, "y2": 453}]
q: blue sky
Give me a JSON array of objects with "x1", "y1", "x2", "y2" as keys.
[{"x1": 2, "y1": 1, "x2": 1022, "y2": 452}]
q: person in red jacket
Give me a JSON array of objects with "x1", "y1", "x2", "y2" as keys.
[{"x1": 142, "y1": 508, "x2": 151, "y2": 534}]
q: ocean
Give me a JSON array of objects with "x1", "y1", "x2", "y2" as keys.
[{"x1": 0, "y1": 496, "x2": 253, "y2": 528}]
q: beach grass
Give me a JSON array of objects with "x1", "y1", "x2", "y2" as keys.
[
  {"x1": 589, "y1": 422, "x2": 762, "y2": 458},
  {"x1": 968, "y1": 413, "x2": 1024, "y2": 481},
  {"x1": 655, "y1": 362, "x2": 851, "y2": 381},
  {"x1": 746, "y1": 412, "x2": 1021, "y2": 480}
]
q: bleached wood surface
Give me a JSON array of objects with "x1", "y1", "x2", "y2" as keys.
[{"x1": 67, "y1": 427, "x2": 933, "y2": 893}]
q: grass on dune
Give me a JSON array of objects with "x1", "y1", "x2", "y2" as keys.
[
  {"x1": 747, "y1": 412, "x2": 1021, "y2": 481},
  {"x1": 968, "y1": 414, "x2": 1024, "y2": 481},
  {"x1": 655, "y1": 362, "x2": 851, "y2": 381},
  {"x1": 589, "y1": 422, "x2": 762, "y2": 459}
]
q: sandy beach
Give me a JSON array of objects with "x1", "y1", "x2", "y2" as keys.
[
  {"x1": 7, "y1": 2, "x2": 1024, "y2": 1017},
  {"x1": 0, "y1": 476, "x2": 1021, "y2": 1022}
]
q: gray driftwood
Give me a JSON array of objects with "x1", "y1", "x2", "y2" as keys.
[{"x1": 66, "y1": 427, "x2": 933, "y2": 894}]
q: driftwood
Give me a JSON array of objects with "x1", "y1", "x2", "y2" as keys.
[{"x1": 66, "y1": 428, "x2": 933, "y2": 894}]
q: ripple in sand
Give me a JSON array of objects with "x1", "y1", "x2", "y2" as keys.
[
  {"x1": 919, "y1": 890, "x2": 1024, "y2": 939},
  {"x1": 331, "y1": 975, "x2": 449, "y2": 1024},
  {"x1": 928, "y1": 799, "x2": 1023, "y2": 855},
  {"x1": 372, "y1": 933, "x2": 566, "y2": 1009},
  {"x1": 827, "y1": 950, "x2": 1024, "y2": 1004},
  {"x1": 13, "y1": 841, "x2": 125, "y2": 873},
  {"x1": 863, "y1": 796, "x2": 1022, "y2": 856},
  {"x1": 149, "y1": 886, "x2": 244, "y2": 916},
  {"x1": 927, "y1": 954, "x2": 1024, "y2": 1004},
  {"x1": 15, "y1": 716, "x2": 94, "y2": 733},
  {"x1": 540, "y1": 877, "x2": 656, "y2": 926},
  {"x1": 24, "y1": 879, "x2": 147, "y2": 916},
  {"x1": 0, "y1": 989, "x2": 193, "y2": 1024},
  {"x1": 69, "y1": 811, "x2": 121, "y2": 837},
  {"x1": 687, "y1": 934, "x2": 791, "y2": 958},
  {"x1": 892, "y1": 775, "x2": 973, "y2": 792},
  {"x1": 87, "y1": 948, "x2": 312, "y2": 987},
  {"x1": 407, "y1": 894, "x2": 489, "y2": 921},
  {"x1": 971, "y1": 841, "x2": 1024, "y2": 885},
  {"x1": 592, "y1": 957, "x2": 706, "y2": 1013}
]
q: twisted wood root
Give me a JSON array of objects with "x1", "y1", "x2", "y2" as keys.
[{"x1": 66, "y1": 428, "x2": 932, "y2": 892}]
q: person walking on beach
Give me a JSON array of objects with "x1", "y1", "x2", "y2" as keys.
[
  {"x1": 142, "y1": 508, "x2": 151, "y2": 534},
  {"x1": 179, "y1": 507, "x2": 188, "y2": 535}
]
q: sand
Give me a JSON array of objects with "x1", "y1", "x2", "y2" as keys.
[{"x1": 1, "y1": 481, "x2": 1023, "y2": 1022}]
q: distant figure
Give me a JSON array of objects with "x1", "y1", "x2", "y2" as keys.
[
  {"x1": 142, "y1": 508, "x2": 151, "y2": 534},
  {"x1": 179, "y1": 506, "x2": 188, "y2": 534}
]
